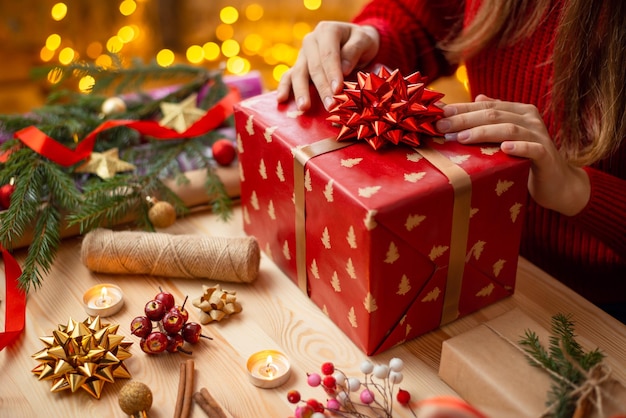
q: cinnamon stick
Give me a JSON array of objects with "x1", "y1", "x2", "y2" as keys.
[
  {"x1": 193, "y1": 387, "x2": 229, "y2": 418},
  {"x1": 180, "y1": 359, "x2": 195, "y2": 418},
  {"x1": 173, "y1": 362, "x2": 186, "y2": 418}
]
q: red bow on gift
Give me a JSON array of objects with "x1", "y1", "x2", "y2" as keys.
[{"x1": 327, "y1": 67, "x2": 445, "y2": 150}]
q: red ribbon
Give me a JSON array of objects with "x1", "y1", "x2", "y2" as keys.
[
  {"x1": 0, "y1": 246, "x2": 25, "y2": 351},
  {"x1": 3, "y1": 87, "x2": 240, "y2": 167}
]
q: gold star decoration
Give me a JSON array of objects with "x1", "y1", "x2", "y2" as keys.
[
  {"x1": 75, "y1": 148, "x2": 136, "y2": 179},
  {"x1": 31, "y1": 316, "x2": 133, "y2": 399},
  {"x1": 159, "y1": 93, "x2": 206, "y2": 133}
]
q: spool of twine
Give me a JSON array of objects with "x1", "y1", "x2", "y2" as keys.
[{"x1": 81, "y1": 228, "x2": 260, "y2": 283}]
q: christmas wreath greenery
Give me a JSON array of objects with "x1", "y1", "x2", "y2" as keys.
[{"x1": 0, "y1": 55, "x2": 236, "y2": 291}]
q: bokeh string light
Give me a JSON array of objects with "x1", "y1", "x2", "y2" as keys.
[{"x1": 36, "y1": 1, "x2": 469, "y2": 92}]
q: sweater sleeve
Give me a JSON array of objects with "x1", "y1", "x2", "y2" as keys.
[
  {"x1": 352, "y1": 0, "x2": 465, "y2": 79},
  {"x1": 572, "y1": 166, "x2": 626, "y2": 257}
]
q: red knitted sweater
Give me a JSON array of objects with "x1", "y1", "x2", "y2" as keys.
[{"x1": 353, "y1": 0, "x2": 626, "y2": 304}]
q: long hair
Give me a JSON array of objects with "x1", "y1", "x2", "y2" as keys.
[{"x1": 444, "y1": 0, "x2": 626, "y2": 166}]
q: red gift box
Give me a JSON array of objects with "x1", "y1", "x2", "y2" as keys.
[{"x1": 234, "y1": 87, "x2": 530, "y2": 355}]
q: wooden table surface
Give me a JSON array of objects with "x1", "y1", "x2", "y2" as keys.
[{"x1": 2, "y1": 204, "x2": 626, "y2": 418}]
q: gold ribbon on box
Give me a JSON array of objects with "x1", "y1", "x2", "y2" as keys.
[
  {"x1": 292, "y1": 67, "x2": 471, "y2": 325},
  {"x1": 417, "y1": 145, "x2": 472, "y2": 324},
  {"x1": 292, "y1": 139, "x2": 471, "y2": 325},
  {"x1": 293, "y1": 138, "x2": 354, "y2": 295}
]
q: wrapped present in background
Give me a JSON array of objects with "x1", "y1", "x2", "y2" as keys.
[
  {"x1": 234, "y1": 74, "x2": 530, "y2": 354},
  {"x1": 439, "y1": 309, "x2": 626, "y2": 417}
]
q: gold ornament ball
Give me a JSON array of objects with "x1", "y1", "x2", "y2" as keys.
[
  {"x1": 118, "y1": 380, "x2": 153, "y2": 417},
  {"x1": 101, "y1": 97, "x2": 127, "y2": 115},
  {"x1": 148, "y1": 201, "x2": 177, "y2": 228}
]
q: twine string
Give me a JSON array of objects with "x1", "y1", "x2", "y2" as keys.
[{"x1": 81, "y1": 228, "x2": 260, "y2": 283}]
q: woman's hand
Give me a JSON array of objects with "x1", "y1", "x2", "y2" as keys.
[
  {"x1": 276, "y1": 21, "x2": 380, "y2": 111},
  {"x1": 435, "y1": 94, "x2": 590, "y2": 216}
]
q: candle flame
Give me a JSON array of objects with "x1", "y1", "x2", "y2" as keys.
[
  {"x1": 265, "y1": 355, "x2": 275, "y2": 378},
  {"x1": 99, "y1": 286, "x2": 111, "y2": 307}
]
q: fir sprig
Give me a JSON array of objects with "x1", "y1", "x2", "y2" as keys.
[
  {"x1": 519, "y1": 313, "x2": 605, "y2": 418},
  {"x1": 0, "y1": 146, "x2": 83, "y2": 289}
]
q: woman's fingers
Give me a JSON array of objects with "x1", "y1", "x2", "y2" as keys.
[
  {"x1": 276, "y1": 22, "x2": 380, "y2": 111},
  {"x1": 500, "y1": 140, "x2": 548, "y2": 162}
]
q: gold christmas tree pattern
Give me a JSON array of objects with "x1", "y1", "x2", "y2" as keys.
[{"x1": 31, "y1": 316, "x2": 133, "y2": 399}]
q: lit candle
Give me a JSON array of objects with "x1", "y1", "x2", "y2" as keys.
[
  {"x1": 261, "y1": 355, "x2": 278, "y2": 378},
  {"x1": 83, "y1": 284, "x2": 124, "y2": 317},
  {"x1": 247, "y1": 350, "x2": 291, "y2": 389},
  {"x1": 95, "y1": 286, "x2": 113, "y2": 308}
]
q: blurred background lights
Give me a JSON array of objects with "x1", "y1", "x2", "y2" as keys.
[
  {"x1": 243, "y1": 33, "x2": 263, "y2": 55},
  {"x1": 202, "y1": 42, "x2": 221, "y2": 61},
  {"x1": 220, "y1": 6, "x2": 239, "y2": 24},
  {"x1": 86, "y1": 42, "x2": 103, "y2": 59},
  {"x1": 273, "y1": 64, "x2": 289, "y2": 83},
  {"x1": 47, "y1": 67, "x2": 64, "y2": 85},
  {"x1": 455, "y1": 64, "x2": 469, "y2": 91},
  {"x1": 117, "y1": 26, "x2": 136, "y2": 43},
  {"x1": 106, "y1": 36, "x2": 124, "y2": 53},
  {"x1": 26, "y1": 0, "x2": 376, "y2": 98},
  {"x1": 58, "y1": 47, "x2": 75, "y2": 65},
  {"x1": 51, "y1": 3, "x2": 68, "y2": 21},
  {"x1": 45, "y1": 34, "x2": 62, "y2": 51},
  {"x1": 156, "y1": 49, "x2": 175, "y2": 67},
  {"x1": 119, "y1": 0, "x2": 137, "y2": 16},
  {"x1": 221, "y1": 39, "x2": 240, "y2": 58},
  {"x1": 40, "y1": 47, "x2": 55, "y2": 62},
  {"x1": 215, "y1": 23, "x2": 234, "y2": 41},
  {"x1": 292, "y1": 22, "x2": 311, "y2": 40},
  {"x1": 244, "y1": 4, "x2": 264, "y2": 21},
  {"x1": 95, "y1": 54, "x2": 113, "y2": 68},
  {"x1": 78, "y1": 75, "x2": 95, "y2": 93},
  {"x1": 226, "y1": 56, "x2": 249, "y2": 74},
  {"x1": 186, "y1": 45, "x2": 204, "y2": 63},
  {"x1": 303, "y1": 0, "x2": 322, "y2": 11}
]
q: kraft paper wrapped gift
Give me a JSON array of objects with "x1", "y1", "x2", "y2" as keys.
[
  {"x1": 439, "y1": 309, "x2": 626, "y2": 417},
  {"x1": 233, "y1": 84, "x2": 531, "y2": 355}
]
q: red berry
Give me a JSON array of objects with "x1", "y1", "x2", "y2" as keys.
[
  {"x1": 396, "y1": 388, "x2": 411, "y2": 405},
  {"x1": 166, "y1": 333, "x2": 187, "y2": 353},
  {"x1": 170, "y1": 295, "x2": 189, "y2": 322},
  {"x1": 322, "y1": 375, "x2": 336, "y2": 390},
  {"x1": 144, "y1": 299, "x2": 166, "y2": 321},
  {"x1": 162, "y1": 310, "x2": 185, "y2": 334},
  {"x1": 286, "y1": 390, "x2": 301, "y2": 404},
  {"x1": 306, "y1": 399, "x2": 324, "y2": 413},
  {"x1": 320, "y1": 362, "x2": 334, "y2": 375},
  {"x1": 141, "y1": 331, "x2": 168, "y2": 354},
  {"x1": 130, "y1": 316, "x2": 152, "y2": 338},
  {"x1": 181, "y1": 322, "x2": 203, "y2": 344},
  {"x1": 0, "y1": 183, "x2": 15, "y2": 209},
  {"x1": 155, "y1": 288, "x2": 175, "y2": 310},
  {"x1": 211, "y1": 138, "x2": 237, "y2": 166}
]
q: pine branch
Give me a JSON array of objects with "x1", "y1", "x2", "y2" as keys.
[
  {"x1": 66, "y1": 176, "x2": 143, "y2": 233},
  {"x1": 19, "y1": 203, "x2": 62, "y2": 290},
  {"x1": 0, "y1": 149, "x2": 46, "y2": 250},
  {"x1": 519, "y1": 313, "x2": 606, "y2": 418}
]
